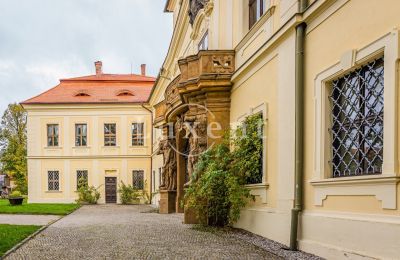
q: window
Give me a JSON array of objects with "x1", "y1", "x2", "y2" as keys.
[
  {"x1": 133, "y1": 170, "x2": 144, "y2": 190},
  {"x1": 198, "y1": 31, "x2": 209, "y2": 51},
  {"x1": 76, "y1": 170, "x2": 88, "y2": 190},
  {"x1": 47, "y1": 124, "x2": 59, "y2": 147},
  {"x1": 330, "y1": 57, "x2": 384, "y2": 178},
  {"x1": 48, "y1": 171, "x2": 60, "y2": 191},
  {"x1": 75, "y1": 92, "x2": 90, "y2": 97},
  {"x1": 132, "y1": 123, "x2": 144, "y2": 146},
  {"x1": 104, "y1": 123, "x2": 116, "y2": 146},
  {"x1": 249, "y1": 0, "x2": 268, "y2": 29},
  {"x1": 75, "y1": 124, "x2": 87, "y2": 147},
  {"x1": 116, "y1": 90, "x2": 134, "y2": 96},
  {"x1": 244, "y1": 113, "x2": 264, "y2": 184}
]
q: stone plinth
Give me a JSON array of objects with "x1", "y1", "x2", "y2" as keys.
[
  {"x1": 159, "y1": 190, "x2": 177, "y2": 214},
  {"x1": 184, "y1": 206, "x2": 199, "y2": 224}
]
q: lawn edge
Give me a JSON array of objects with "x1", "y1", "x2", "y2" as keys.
[{"x1": 0, "y1": 205, "x2": 81, "y2": 259}]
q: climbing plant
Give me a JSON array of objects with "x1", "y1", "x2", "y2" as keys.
[{"x1": 184, "y1": 113, "x2": 264, "y2": 226}]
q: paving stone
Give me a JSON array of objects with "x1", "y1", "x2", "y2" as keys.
[{"x1": 6, "y1": 205, "x2": 283, "y2": 259}]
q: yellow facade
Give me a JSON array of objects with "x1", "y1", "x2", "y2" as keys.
[
  {"x1": 25, "y1": 104, "x2": 152, "y2": 204},
  {"x1": 151, "y1": 0, "x2": 400, "y2": 258}
]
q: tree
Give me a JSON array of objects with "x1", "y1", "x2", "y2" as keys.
[{"x1": 0, "y1": 103, "x2": 27, "y2": 193}]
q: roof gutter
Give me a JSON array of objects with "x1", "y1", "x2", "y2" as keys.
[{"x1": 290, "y1": 0, "x2": 308, "y2": 251}]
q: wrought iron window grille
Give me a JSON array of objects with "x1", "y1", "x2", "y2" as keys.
[
  {"x1": 76, "y1": 170, "x2": 88, "y2": 190},
  {"x1": 133, "y1": 170, "x2": 144, "y2": 190},
  {"x1": 329, "y1": 57, "x2": 384, "y2": 178},
  {"x1": 48, "y1": 171, "x2": 60, "y2": 191}
]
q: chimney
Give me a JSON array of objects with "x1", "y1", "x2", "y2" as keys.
[
  {"x1": 95, "y1": 61, "x2": 102, "y2": 75},
  {"x1": 141, "y1": 64, "x2": 146, "y2": 76}
]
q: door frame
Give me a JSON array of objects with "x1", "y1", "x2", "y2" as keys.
[{"x1": 105, "y1": 176, "x2": 117, "y2": 204}]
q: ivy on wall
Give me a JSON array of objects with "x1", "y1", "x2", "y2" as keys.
[{"x1": 184, "y1": 113, "x2": 264, "y2": 226}]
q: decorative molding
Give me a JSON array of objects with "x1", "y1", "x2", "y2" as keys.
[
  {"x1": 313, "y1": 30, "x2": 400, "y2": 209},
  {"x1": 235, "y1": 5, "x2": 276, "y2": 52},
  {"x1": 190, "y1": 0, "x2": 213, "y2": 40},
  {"x1": 310, "y1": 176, "x2": 400, "y2": 209},
  {"x1": 245, "y1": 183, "x2": 270, "y2": 204},
  {"x1": 188, "y1": 0, "x2": 210, "y2": 25}
]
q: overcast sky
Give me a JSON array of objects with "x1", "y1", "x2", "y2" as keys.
[{"x1": 0, "y1": 0, "x2": 173, "y2": 113}]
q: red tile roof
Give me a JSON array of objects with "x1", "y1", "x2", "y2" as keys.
[{"x1": 22, "y1": 73, "x2": 155, "y2": 105}]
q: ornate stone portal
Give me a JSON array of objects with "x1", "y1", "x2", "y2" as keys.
[{"x1": 154, "y1": 50, "x2": 235, "y2": 221}]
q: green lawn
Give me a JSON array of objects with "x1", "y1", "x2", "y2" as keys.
[
  {"x1": 0, "y1": 199, "x2": 80, "y2": 215},
  {"x1": 0, "y1": 224, "x2": 41, "y2": 256}
]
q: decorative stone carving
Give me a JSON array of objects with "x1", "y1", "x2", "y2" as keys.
[
  {"x1": 165, "y1": 77, "x2": 180, "y2": 108},
  {"x1": 211, "y1": 55, "x2": 234, "y2": 73},
  {"x1": 188, "y1": 0, "x2": 209, "y2": 25},
  {"x1": 184, "y1": 113, "x2": 208, "y2": 187},
  {"x1": 158, "y1": 138, "x2": 177, "y2": 191}
]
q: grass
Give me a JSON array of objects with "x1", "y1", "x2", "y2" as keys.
[
  {"x1": 0, "y1": 199, "x2": 80, "y2": 215},
  {"x1": 0, "y1": 224, "x2": 41, "y2": 256}
]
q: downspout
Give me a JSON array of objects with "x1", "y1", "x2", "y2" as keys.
[
  {"x1": 141, "y1": 103, "x2": 154, "y2": 203},
  {"x1": 290, "y1": 0, "x2": 308, "y2": 251}
]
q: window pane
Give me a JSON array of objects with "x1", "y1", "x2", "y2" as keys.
[
  {"x1": 77, "y1": 170, "x2": 88, "y2": 190},
  {"x1": 82, "y1": 136, "x2": 87, "y2": 146},
  {"x1": 330, "y1": 57, "x2": 384, "y2": 177},
  {"x1": 48, "y1": 171, "x2": 59, "y2": 191},
  {"x1": 133, "y1": 170, "x2": 144, "y2": 189}
]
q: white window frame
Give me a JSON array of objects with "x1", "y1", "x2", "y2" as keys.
[
  {"x1": 236, "y1": 102, "x2": 269, "y2": 203},
  {"x1": 76, "y1": 169, "x2": 89, "y2": 190},
  {"x1": 131, "y1": 122, "x2": 145, "y2": 146},
  {"x1": 47, "y1": 170, "x2": 60, "y2": 192},
  {"x1": 311, "y1": 30, "x2": 400, "y2": 209},
  {"x1": 132, "y1": 169, "x2": 145, "y2": 190}
]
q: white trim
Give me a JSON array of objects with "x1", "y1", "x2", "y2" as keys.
[
  {"x1": 45, "y1": 169, "x2": 61, "y2": 192},
  {"x1": 313, "y1": 30, "x2": 400, "y2": 209},
  {"x1": 235, "y1": 103, "x2": 269, "y2": 202},
  {"x1": 310, "y1": 176, "x2": 400, "y2": 209}
]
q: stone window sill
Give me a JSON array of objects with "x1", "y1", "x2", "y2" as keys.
[
  {"x1": 44, "y1": 146, "x2": 62, "y2": 150},
  {"x1": 72, "y1": 146, "x2": 91, "y2": 149},
  {"x1": 310, "y1": 175, "x2": 400, "y2": 209},
  {"x1": 245, "y1": 183, "x2": 269, "y2": 204},
  {"x1": 45, "y1": 190, "x2": 62, "y2": 193}
]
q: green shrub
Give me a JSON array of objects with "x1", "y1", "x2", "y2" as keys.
[
  {"x1": 185, "y1": 142, "x2": 254, "y2": 226},
  {"x1": 118, "y1": 182, "x2": 140, "y2": 204},
  {"x1": 184, "y1": 114, "x2": 263, "y2": 227},
  {"x1": 232, "y1": 113, "x2": 264, "y2": 184},
  {"x1": 9, "y1": 191, "x2": 22, "y2": 198},
  {"x1": 76, "y1": 185, "x2": 101, "y2": 204}
]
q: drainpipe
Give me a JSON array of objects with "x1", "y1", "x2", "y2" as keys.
[
  {"x1": 141, "y1": 103, "x2": 154, "y2": 203},
  {"x1": 290, "y1": 0, "x2": 308, "y2": 251}
]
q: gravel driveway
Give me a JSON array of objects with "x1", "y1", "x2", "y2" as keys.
[{"x1": 5, "y1": 205, "x2": 282, "y2": 260}]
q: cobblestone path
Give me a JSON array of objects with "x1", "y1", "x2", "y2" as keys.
[{"x1": 6, "y1": 205, "x2": 281, "y2": 260}]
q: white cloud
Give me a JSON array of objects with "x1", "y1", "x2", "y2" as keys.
[{"x1": 0, "y1": 0, "x2": 173, "y2": 113}]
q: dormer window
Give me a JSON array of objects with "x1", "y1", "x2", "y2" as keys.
[
  {"x1": 75, "y1": 92, "x2": 90, "y2": 97},
  {"x1": 116, "y1": 90, "x2": 134, "y2": 97}
]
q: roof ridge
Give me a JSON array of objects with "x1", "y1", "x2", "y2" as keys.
[{"x1": 60, "y1": 73, "x2": 156, "y2": 82}]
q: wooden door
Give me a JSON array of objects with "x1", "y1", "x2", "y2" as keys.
[{"x1": 105, "y1": 177, "x2": 117, "y2": 203}]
